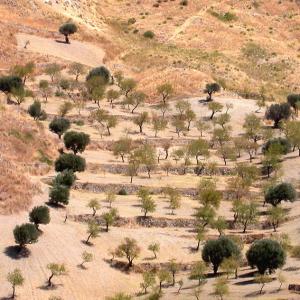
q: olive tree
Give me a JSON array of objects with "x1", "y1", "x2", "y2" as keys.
[
  {"x1": 202, "y1": 236, "x2": 240, "y2": 274},
  {"x1": 39, "y1": 80, "x2": 52, "y2": 102},
  {"x1": 28, "y1": 100, "x2": 47, "y2": 120},
  {"x1": 53, "y1": 170, "x2": 76, "y2": 188},
  {"x1": 267, "y1": 206, "x2": 285, "y2": 232},
  {"x1": 49, "y1": 184, "x2": 70, "y2": 206},
  {"x1": 133, "y1": 111, "x2": 149, "y2": 133},
  {"x1": 148, "y1": 242, "x2": 160, "y2": 259},
  {"x1": 13, "y1": 223, "x2": 38, "y2": 249},
  {"x1": 125, "y1": 91, "x2": 146, "y2": 113},
  {"x1": 112, "y1": 137, "x2": 133, "y2": 162},
  {"x1": 204, "y1": 83, "x2": 220, "y2": 101},
  {"x1": 45, "y1": 63, "x2": 61, "y2": 82},
  {"x1": 29, "y1": 206, "x2": 50, "y2": 230},
  {"x1": 47, "y1": 263, "x2": 67, "y2": 287},
  {"x1": 86, "y1": 66, "x2": 111, "y2": 84},
  {"x1": 7, "y1": 269, "x2": 24, "y2": 299},
  {"x1": 80, "y1": 251, "x2": 93, "y2": 268},
  {"x1": 69, "y1": 62, "x2": 85, "y2": 81},
  {"x1": 265, "y1": 103, "x2": 291, "y2": 128},
  {"x1": 0, "y1": 75, "x2": 23, "y2": 102},
  {"x1": 87, "y1": 199, "x2": 101, "y2": 216},
  {"x1": 157, "y1": 269, "x2": 172, "y2": 292},
  {"x1": 63, "y1": 131, "x2": 90, "y2": 154},
  {"x1": 208, "y1": 101, "x2": 223, "y2": 119},
  {"x1": 49, "y1": 117, "x2": 70, "y2": 139},
  {"x1": 189, "y1": 261, "x2": 207, "y2": 286},
  {"x1": 85, "y1": 220, "x2": 101, "y2": 244},
  {"x1": 140, "y1": 271, "x2": 156, "y2": 294},
  {"x1": 102, "y1": 208, "x2": 118, "y2": 232},
  {"x1": 115, "y1": 237, "x2": 141, "y2": 268},
  {"x1": 55, "y1": 153, "x2": 86, "y2": 173},
  {"x1": 59, "y1": 22, "x2": 77, "y2": 44},
  {"x1": 157, "y1": 83, "x2": 173, "y2": 104},
  {"x1": 11, "y1": 61, "x2": 35, "y2": 85},
  {"x1": 246, "y1": 239, "x2": 286, "y2": 274},
  {"x1": 265, "y1": 182, "x2": 297, "y2": 207},
  {"x1": 138, "y1": 188, "x2": 156, "y2": 217}
]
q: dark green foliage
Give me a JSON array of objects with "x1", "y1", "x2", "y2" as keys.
[
  {"x1": 265, "y1": 182, "x2": 297, "y2": 207},
  {"x1": 49, "y1": 184, "x2": 70, "y2": 205},
  {"x1": 246, "y1": 239, "x2": 286, "y2": 274},
  {"x1": 29, "y1": 206, "x2": 50, "y2": 229},
  {"x1": 202, "y1": 236, "x2": 240, "y2": 274},
  {"x1": 13, "y1": 223, "x2": 38, "y2": 248},
  {"x1": 54, "y1": 153, "x2": 86, "y2": 172},
  {"x1": 53, "y1": 170, "x2": 76, "y2": 187},
  {"x1": 63, "y1": 131, "x2": 90, "y2": 154},
  {"x1": 262, "y1": 138, "x2": 291, "y2": 155},
  {"x1": 118, "y1": 188, "x2": 128, "y2": 196},
  {"x1": 0, "y1": 75, "x2": 23, "y2": 94},
  {"x1": 28, "y1": 100, "x2": 47, "y2": 120},
  {"x1": 265, "y1": 103, "x2": 291, "y2": 128},
  {"x1": 143, "y1": 31, "x2": 155, "y2": 39},
  {"x1": 86, "y1": 66, "x2": 111, "y2": 84},
  {"x1": 204, "y1": 83, "x2": 221, "y2": 101},
  {"x1": 287, "y1": 94, "x2": 300, "y2": 113},
  {"x1": 59, "y1": 22, "x2": 77, "y2": 43},
  {"x1": 49, "y1": 117, "x2": 70, "y2": 139}
]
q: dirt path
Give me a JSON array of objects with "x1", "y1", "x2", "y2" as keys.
[{"x1": 16, "y1": 33, "x2": 105, "y2": 67}]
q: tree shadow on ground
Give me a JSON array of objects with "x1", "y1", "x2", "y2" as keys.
[
  {"x1": 45, "y1": 201, "x2": 66, "y2": 209},
  {"x1": 103, "y1": 258, "x2": 132, "y2": 274},
  {"x1": 77, "y1": 264, "x2": 88, "y2": 270},
  {"x1": 55, "y1": 40, "x2": 68, "y2": 44},
  {"x1": 245, "y1": 290, "x2": 265, "y2": 297},
  {"x1": 182, "y1": 245, "x2": 199, "y2": 253},
  {"x1": 234, "y1": 279, "x2": 255, "y2": 286},
  {"x1": 81, "y1": 240, "x2": 93, "y2": 247},
  {"x1": 4, "y1": 246, "x2": 30, "y2": 260},
  {"x1": 38, "y1": 283, "x2": 63, "y2": 291}
]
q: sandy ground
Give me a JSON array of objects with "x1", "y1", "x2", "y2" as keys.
[
  {"x1": 16, "y1": 33, "x2": 105, "y2": 67},
  {"x1": 1, "y1": 31, "x2": 299, "y2": 299}
]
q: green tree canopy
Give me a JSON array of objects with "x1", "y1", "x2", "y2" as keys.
[{"x1": 246, "y1": 239, "x2": 286, "y2": 274}]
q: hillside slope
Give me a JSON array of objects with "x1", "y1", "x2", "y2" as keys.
[{"x1": 0, "y1": 0, "x2": 299, "y2": 100}]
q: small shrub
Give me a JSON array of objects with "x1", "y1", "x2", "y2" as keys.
[
  {"x1": 143, "y1": 31, "x2": 155, "y2": 39},
  {"x1": 118, "y1": 188, "x2": 128, "y2": 196}
]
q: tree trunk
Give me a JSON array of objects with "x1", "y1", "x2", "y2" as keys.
[
  {"x1": 243, "y1": 221, "x2": 248, "y2": 233},
  {"x1": 208, "y1": 92, "x2": 212, "y2": 101},
  {"x1": 107, "y1": 126, "x2": 111, "y2": 136},
  {"x1": 213, "y1": 265, "x2": 218, "y2": 275},
  {"x1": 196, "y1": 239, "x2": 200, "y2": 251},
  {"x1": 210, "y1": 111, "x2": 215, "y2": 119},
  {"x1": 93, "y1": 208, "x2": 96, "y2": 216},
  {"x1": 48, "y1": 273, "x2": 54, "y2": 287},
  {"x1": 165, "y1": 150, "x2": 169, "y2": 159},
  {"x1": 139, "y1": 125, "x2": 143, "y2": 133},
  {"x1": 65, "y1": 34, "x2": 70, "y2": 44},
  {"x1": 86, "y1": 233, "x2": 92, "y2": 244},
  {"x1": 12, "y1": 285, "x2": 15, "y2": 299},
  {"x1": 260, "y1": 283, "x2": 265, "y2": 294}
]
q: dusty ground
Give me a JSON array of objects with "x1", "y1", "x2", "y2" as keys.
[
  {"x1": 16, "y1": 34, "x2": 105, "y2": 67},
  {"x1": 0, "y1": 1, "x2": 299, "y2": 299}
]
